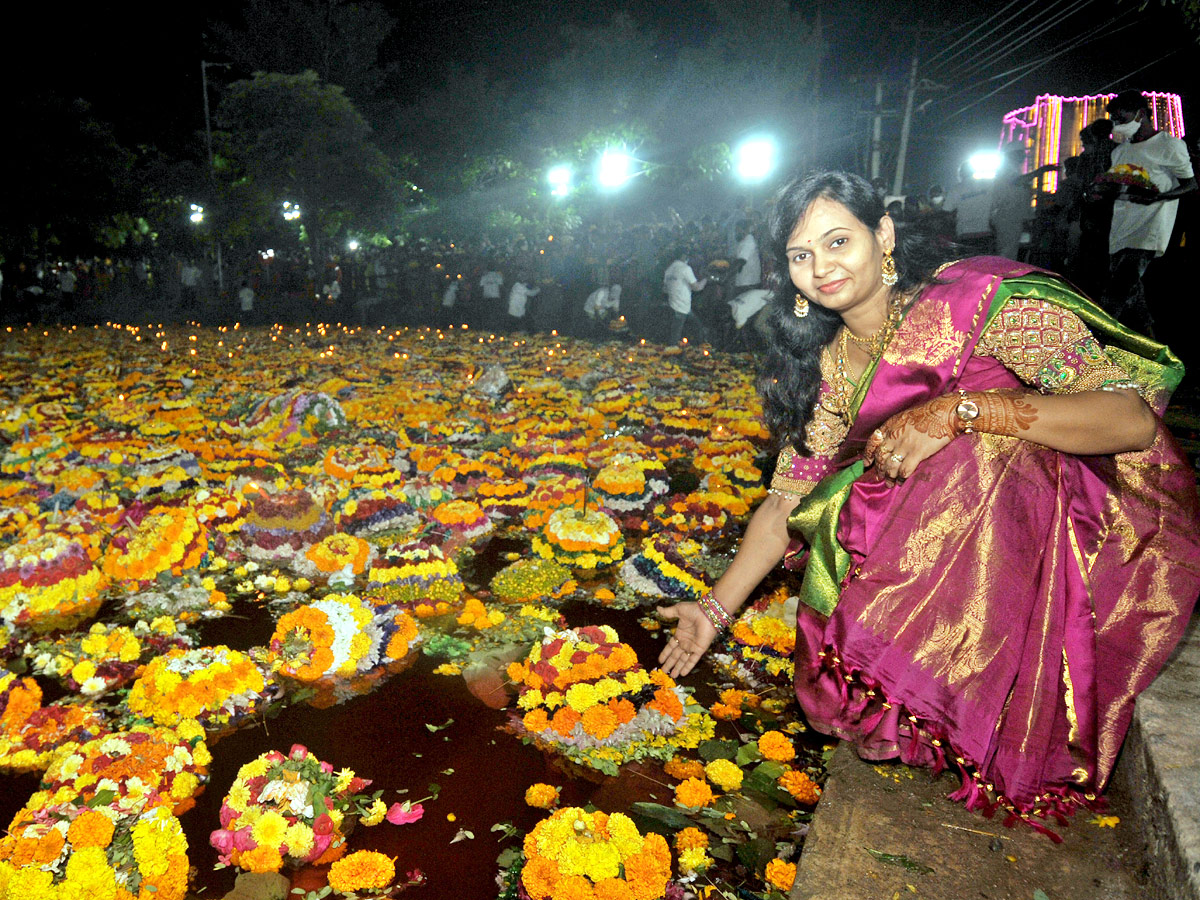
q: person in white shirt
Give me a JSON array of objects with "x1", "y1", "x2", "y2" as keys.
[
  {"x1": 479, "y1": 267, "x2": 504, "y2": 330},
  {"x1": 1102, "y1": 90, "x2": 1196, "y2": 337},
  {"x1": 507, "y1": 278, "x2": 540, "y2": 329},
  {"x1": 943, "y1": 162, "x2": 993, "y2": 251},
  {"x1": 732, "y1": 220, "x2": 761, "y2": 292},
  {"x1": 583, "y1": 284, "x2": 621, "y2": 320},
  {"x1": 663, "y1": 249, "x2": 708, "y2": 345},
  {"x1": 238, "y1": 281, "x2": 255, "y2": 323}
]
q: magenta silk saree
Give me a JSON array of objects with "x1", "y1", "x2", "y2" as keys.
[{"x1": 786, "y1": 257, "x2": 1200, "y2": 835}]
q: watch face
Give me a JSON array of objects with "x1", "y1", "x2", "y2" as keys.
[{"x1": 956, "y1": 399, "x2": 979, "y2": 420}]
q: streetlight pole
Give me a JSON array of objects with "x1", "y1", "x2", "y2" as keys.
[{"x1": 201, "y1": 60, "x2": 230, "y2": 294}]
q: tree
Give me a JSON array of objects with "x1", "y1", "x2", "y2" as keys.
[
  {"x1": 207, "y1": 0, "x2": 396, "y2": 107},
  {"x1": 214, "y1": 71, "x2": 399, "y2": 257}
]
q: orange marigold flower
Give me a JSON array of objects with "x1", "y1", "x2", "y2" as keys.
[
  {"x1": 648, "y1": 687, "x2": 683, "y2": 721},
  {"x1": 779, "y1": 769, "x2": 822, "y2": 805},
  {"x1": 524, "y1": 783, "x2": 561, "y2": 809},
  {"x1": 663, "y1": 757, "x2": 705, "y2": 781},
  {"x1": 581, "y1": 704, "x2": 620, "y2": 740},
  {"x1": 550, "y1": 706, "x2": 581, "y2": 737},
  {"x1": 674, "y1": 826, "x2": 709, "y2": 851},
  {"x1": 757, "y1": 730, "x2": 796, "y2": 762},
  {"x1": 327, "y1": 850, "x2": 396, "y2": 893},
  {"x1": 522, "y1": 854, "x2": 562, "y2": 900},
  {"x1": 240, "y1": 843, "x2": 284, "y2": 873},
  {"x1": 550, "y1": 873, "x2": 596, "y2": 900},
  {"x1": 765, "y1": 858, "x2": 797, "y2": 891},
  {"x1": 524, "y1": 708, "x2": 551, "y2": 733},
  {"x1": 611, "y1": 698, "x2": 636, "y2": 725},
  {"x1": 593, "y1": 878, "x2": 635, "y2": 900},
  {"x1": 67, "y1": 809, "x2": 116, "y2": 848},
  {"x1": 32, "y1": 827, "x2": 65, "y2": 864},
  {"x1": 674, "y1": 777, "x2": 715, "y2": 809}
]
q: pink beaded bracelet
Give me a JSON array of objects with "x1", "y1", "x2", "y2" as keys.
[{"x1": 698, "y1": 592, "x2": 733, "y2": 632}]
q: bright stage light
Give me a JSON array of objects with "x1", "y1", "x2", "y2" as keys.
[
  {"x1": 347, "y1": 240, "x2": 360, "y2": 251},
  {"x1": 597, "y1": 150, "x2": 634, "y2": 189},
  {"x1": 968, "y1": 151, "x2": 1002, "y2": 180},
  {"x1": 734, "y1": 137, "x2": 778, "y2": 182},
  {"x1": 547, "y1": 164, "x2": 573, "y2": 197},
  {"x1": 282, "y1": 201, "x2": 302, "y2": 221},
  {"x1": 189, "y1": 203, "x2": 204, "y2": 224}
]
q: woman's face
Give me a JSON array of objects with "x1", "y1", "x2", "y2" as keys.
[{"x1": 785, "y1": 196, "x2": 894, "y2": 316}]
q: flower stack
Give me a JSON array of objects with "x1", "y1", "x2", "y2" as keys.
[
  {"x1": 237, "y1": 489, "x2": 333, "y2": 565},
  {"x1": 518, "y1": 806, "x2": 672, "y2": 900},
  {"x1": 209, "y1": 744, "x2": 385, "y2": 874},
  {"x1": 507, "y1": 625, "x2": 714, "y2": 775},
  {"x1": 489, "y1": 557, "x2": 576, "y2": 605},
  {"x1": 322, "y1": 443, "x2": 393, "y2": 482},
  {"x1": 365, "y1": 539, "x2": 465, "y2": 616},
  {"x1": 126, "y1": 645, "x2": 276, "y2": 735},
  {"x1": 333, "y1": 488, "x2": 422, "y2": 545},
  {"x1": 532, "y1": 507, "x2": 625, "y2": 572},
  {"x1": 295, "y1": 532, "x2": 376, "y2": 585},
  {"x1": 619, "y1": 534, "x2": 710, "y2": 601},
  {"x1": 429, "y1": 498, "x2": 494, "y2": 548},
  {"x1": 592, "y1": 456, "x2": 670, "y2": 516},
  {"x1": 0, "y1": 530, "x2": 109, "y2": 635},
  {"x1": 220, "y1": 390, "x2": 347, "y2": 444},
  {"x1": 0, "y1": 802, "x2": 191, "y2": 900},
  {"x1": 712, "y1": 589, "x2": 798, "y2": 689},
  {"x1": 474, "y1": 478, "x2": 532, "y2": 521},
  {"x1": 522, "y1": 475, "x2": 587, "y2": 529},
  {"x1": 101, "y1": 505, "x2": 210, "y2": 589}
]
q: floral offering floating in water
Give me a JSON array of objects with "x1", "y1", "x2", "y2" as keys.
[
  {"x1": 511, "y1": 806, "x2": 673, "y2": 900},
  {"x1": 490, "y1": 557, "x2": 577, "y2": 604},
  {"x1": 365, "y1": 538, "x2": 465, "y2": 615},
  {"x1": 712, "y1": 588, "x2": 798, "y2": 689},
  {"x1": 620, "y1": 533, "x2": 711, "y2": 602},
  {"x1": 0, "y1": 802, "x2": 191, "y2": 900},
  {"x1": 507, "y1": 625, "x2": 714, "y2": 776},
  {"x1": 209, "y1": 743, "x2": 405, "y2": 875},
  {"x1": 125, "y1": 645, "x2": 277, "y2": 735},
  {"x1": 0, "y1": 530, "x2": 109, "y2": 635},
  {"x1": 101, "y1": 505, "x2": 210, "y2": 589},
  {"x1": 532, "y1": 507, "x2": 626, "y2": 572}
]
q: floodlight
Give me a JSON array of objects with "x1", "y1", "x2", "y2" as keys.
[
  {"x1": 968, "y1": 151, "x2": 1002, "y2": 180},
  {"x1": 347, "y1": 240, "x2": 360, "y2": 251},
  {"x1": 547, "y1": 164, "x2": 572, "y2": 197},
  {"x1": 597, "y1": 150, "x2": 634, "y2": 189},
  {"x1": 734, "y1": 137, "x2": 778, "y2": 182},
  {"x1": 189, "y1": 203, "x2": 204, "y2": 224}
]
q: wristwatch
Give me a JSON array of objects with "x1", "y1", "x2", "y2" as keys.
[{"x1": 955, "y1": 390, "x2": 979, "y2": 434}]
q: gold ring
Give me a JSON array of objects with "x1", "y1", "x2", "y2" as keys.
[{"x1": 890, "y1": 453, "x2": 904, "y2": 463}]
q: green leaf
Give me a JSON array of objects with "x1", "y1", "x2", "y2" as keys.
[
  {"x1": 709, "y1": 842, "x2": 735, "y2": 862},
  {"x1": 865, "y1": 848, "x2": 935, "y2": 875},
  {"x1": 735, "y1": 742, "x2": 763, "y2": 767},
  {"x1": 497, "y1": 846, "x2": 522, "y2": 868},
  {"x1": 629, "y1": 801, "x2": 694, "y2": 832},
  {"x1": 698, "y1": 739, "x2": 738, "y2": 761},
  {"x1": 88, "y1": 789, "x2": 117, "y2": 807},
  {"x1": 425, "y1": 718, "x2": 454, "y2": 732},
  {"x1": 735, "y1": 836, "x2": 775, "y2": 873},
  {"x1": 1033, "y1": 892, "x2": 1051, "y2": 900},
  {"x1": 427, "y1": 782, "x2": 441, "y2": 798}
]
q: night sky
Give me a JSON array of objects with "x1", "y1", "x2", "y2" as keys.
[{"x1": 4, "y1": 0, "x2": 1197, "y2": 186}]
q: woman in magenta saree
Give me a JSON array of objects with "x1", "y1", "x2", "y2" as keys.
[{"x1": 658, "y1": 171, "x2": 1200, "y2": 836}]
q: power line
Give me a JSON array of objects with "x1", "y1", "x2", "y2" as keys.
[
  {"x1": 939, "y1": 0, "x2": 1096, "y2": 85},
  {"x1": 943, "y1": 17, "x2": 1139, "y2": 120},
  {"x1": 922, "y1": 0, "x2": 1031, "y2": 68},
  {"x1": 923, "y1": 0, "x2": 1056, "y2": 78},
  {"x1": 1095, "y1": 49, "x2": 1182, "y2": 93}
]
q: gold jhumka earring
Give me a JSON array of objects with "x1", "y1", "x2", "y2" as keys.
[
  {"x1": 881, "y1": 251, "x2": 899, "y2": 287},
  {"x1": 793, "y1": 293, "x2": 809, "y2": 318}
]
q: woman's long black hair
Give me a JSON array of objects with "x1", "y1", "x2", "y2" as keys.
[{"x1": 757, "y1": 170, "x2": 959, "y2": 453}]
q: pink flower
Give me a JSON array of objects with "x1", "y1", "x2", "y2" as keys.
[
  {"x1": 386, "y1": 801, "x2": 424, "y2": 825},
  {"x1": 309, "y1": 833, "x2": 332, "y2": 861},
  {"x1": 313, "y1": 813, "x2": 334, "y2": 835},
  {"x1": 209, "y1": 829, "x2": 235, "y2": 854},
  {"x1": 219, "y1": 803, "x2": 238, "y2": 828},
  {"x1": 319, "y1": 761, "x2": 333, "y2": 774},
  {"x1": 233, "y1": 828, "x2": 258, "y2": 852},
  {"x1": 288, "y1": 743, "x2": 309, "y2": 760}
]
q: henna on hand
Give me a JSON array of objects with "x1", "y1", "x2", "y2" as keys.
[{"x1": 970, "y1": 389, "x2": 1038, "y2": 436}]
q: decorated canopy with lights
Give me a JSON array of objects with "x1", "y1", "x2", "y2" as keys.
[{"x1": 1000, "y1": 91, "x2": 1185, "y2": 193}]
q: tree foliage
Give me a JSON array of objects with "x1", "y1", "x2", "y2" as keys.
[{"x1": 214, "y1": 70, "x2": 399, "y2": 255}]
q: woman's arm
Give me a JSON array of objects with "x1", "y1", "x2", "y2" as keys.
[
  {"x1": 864, "y1": 387, "x2": 1157, "y2": 482},
  {"x1": 658, "y1": 489, "x2": 799, "y2": 677}
]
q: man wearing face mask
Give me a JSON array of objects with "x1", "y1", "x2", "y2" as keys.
[{"x1": 1102, "y1": 90, "x2": 1196, "y2": 337}]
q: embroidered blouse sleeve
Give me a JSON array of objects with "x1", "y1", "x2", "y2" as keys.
[
  {"x1": 977, "y1": 296, "x2": 1137, "y2": 394},
  {"x1": 769, "y1": 347, "x2": 843, "y2": 501}
]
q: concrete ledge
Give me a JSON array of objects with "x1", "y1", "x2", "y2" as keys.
[{"x1": 1119, "y1": 613, "x2": 1200, "y2": 900}]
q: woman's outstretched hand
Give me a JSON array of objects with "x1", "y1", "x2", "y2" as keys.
[
  {"x1": 863, "y1": 393, "x2": 960, "y2": 482},
  {"x1": 657, "y1": 602, "x2": 719, "y2": 678}
]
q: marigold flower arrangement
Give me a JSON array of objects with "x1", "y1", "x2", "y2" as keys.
[
  {"x1": 519, "y1": 806, "x2": 673, "y2": 900},
  {"x1": 619, "y1": 534, "x2": 710, "y2": 601},
  {"x1": 652, "y1": 493, "x2": 731, "y2": 537},
  {"x1": 1095, "y1": 163, "x2": 1159, "y2": 194},
  {"x1": 296, "y1": 532, "x2": 375, "y2": 584},
  {"x1": 0, "y1": 801, "x2": 190, "y2": 900},
  {"x1": 220, "y1": 389, "x2": 347, "y2": 444},
  {"x1": 126, "y1": 645, "x2": 275, "y2": 733},
  {"x1": 490, "y1": 557, "x2": 577, "y2": 604},
  {"x1": 593, "y1": 457, "x2": 670, "y2": 514},
  {"x1": 474, "y1": 478, "x2": 532, "y2": 520},
  {"x1": 209, "y1": 743, "x2": 400, "y2": 874},
  {"x1": 327, "y1": 849, "x2": 396, "y2": 893},
  {"x1": 0, "y1": 530, "x2": 109, "y2": 634},
  {"x1": 333, "y1": 489, "x2": 422, "y2": 545},
  {"x1": 507, "y1": 625, "x2": 714, "y2": 776},
  {"x1": 39, "y1": 722, "x2": 211, "y2": 817},
  {"x1": 429, "y1": 498, "x2": 494, "y2": 545},
  {"x1": 323, "y1": 443, "x2": 393, "y2": 481},
  {"x1": 365, "y1": 539, "x2": 464, "y2": 611},
  {"x1": 101, "y1": 505, "x2": 209, "y2": 588},
  {"x1": 521, "y1": 475, "x2": 586, "y2": 529},
  {"x1": 238, "y1": 489, "x2": 333, "y2": 564},
  {"x1": 25, "y1": 617, "x2": 192, "y2": 698},
  {"x1": 711, "y1": 590, "x2": 797, "y2": 689},
  {"x1": 532, "y1": 507, "x2": 626, "y2": 572}
]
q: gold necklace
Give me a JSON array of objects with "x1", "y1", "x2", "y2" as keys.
[{"x1": 844, "y1": 292, "x2": 905, "y2": 357}]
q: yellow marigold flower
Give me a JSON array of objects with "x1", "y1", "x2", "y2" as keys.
[
  {"x1": 524, "y1": 783, "x2": 561, "y2": 809},
  {"x1": 765, "y1": 858, "x2": 797, "y2": 891},
  {"x1": 678, "y1": 846, "x2": 712, "y2": 875},
  {"x1": 362, "y1": 798, "x2": 388, "y2": 826},
  {"x1": 328, "y1": 850, "x2": 396, "y2": 893},
  {"x1": 704, "y1": 758, "x2": 743, "y2": 792},
  {"x1": 674, "y1": 777, "x2": 715, "y2": 809},
  {"x1": 251, "y1": 810, "x2": 289, "y2": 849},
  {"x1": 673, "y1": 827, "x2": 708, "y2": 851},
  {"x1": 283, "y1": 822, "x2": 314, "y2": 858},
  {"x1": 757, "y1": 730, "x2": 796, "y2": 762}
]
